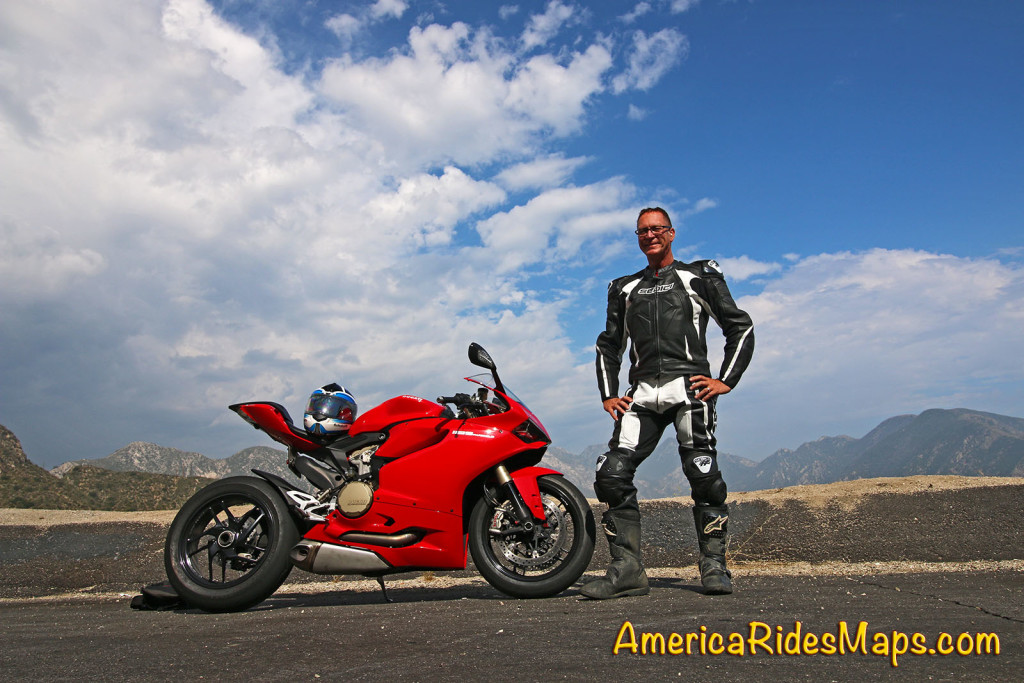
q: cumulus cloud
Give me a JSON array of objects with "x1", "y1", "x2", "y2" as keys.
[
  {"x1": 499, "y1": 5, "x2": 521, "y2": 21},
  {"x1": 0, "y1": 0, "x2": 645, "y2": 464},
  {"x1": 326, "y1": 0, "x2": 407, "y2": 42},
  {"x1": 2, "y1": 0, "x2": 1019, "y2": 474},
  {"x1": 0, "y1": 223, "x2": 107, "y2": 295},
  {"x1": 494, "y1": 155, "x2": 593, "y2": 191},
  {"x1": 715, "y1": 256, "x2": 781, "y2": 281},
  {"x1": 612, "y1": 28, "x2": 689, "y2": 93},
  {"x1": 318, "y1": 23, "x2": 613, "y2": 167},
  {"x1": 718, "y1": 249, "x2": 1024, "y2": 455},
  {"x1": 370, "y1": 0, "x2": 408, "y2": 21},
  {"x1": 627, "y1": 104, "x2": 648, "y2": 120},
  {"x1": 325, "y1": 13, "x2": 360, "y2": 42},
  {"x1": 475, "y1": 179, "x2": 636, "y2": 273},
  {"x1": 521, "y1": 1, "x2": 576, "y2": 51},
  {"x1": 670, "y1": 0, "x2": 701, "y2": 13},
  {"x1": 620, "y1": 2, "x2": 653, "y2": 24}
]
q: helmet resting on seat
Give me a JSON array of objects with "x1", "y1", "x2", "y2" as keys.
[{"x1": 303, "y1": 383, "x2": 357, "y2": 436}]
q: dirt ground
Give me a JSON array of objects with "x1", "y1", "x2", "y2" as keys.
[{"x1": 1, "y1": 475, "x2": 1022, "y2": 601}]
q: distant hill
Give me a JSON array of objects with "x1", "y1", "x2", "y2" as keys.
[
  {"x1": 1, "y1": 424, "x2": 211, "y2": 510},
  {"x1": 4, "y1": 407, "x2": 1021, "y2": 510},
  {"x1": 727, "y1": 408, "x2": 1024, "y2": 491},
  {"x1": 52, "y1": 442, "x2": 294, "y2": 481},
  {"x1": 549, "y1": 441, "x2": 757, "y2": 499},
  {"x1": 536, "y1": 409, "x2": 1023, "y2": 497},
  {"x1": 1, "y1": 423, "x2": 87, "y2": 509}
]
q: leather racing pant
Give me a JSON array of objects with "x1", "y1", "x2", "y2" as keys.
[{"x1": 594, "y1": 375, "x2": 727, "y2": 517}]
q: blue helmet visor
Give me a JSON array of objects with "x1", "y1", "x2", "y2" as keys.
[{"x1": 306, "y1": 394, "x2": 354, "y2": 422}]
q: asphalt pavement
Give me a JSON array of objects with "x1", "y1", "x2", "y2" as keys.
[
  {"x1": 0, "y1": 570, "x2": 1020, "y2": 682},
  {"x1": 2, "y1": 482, "x2": 1022, "y2": 681}
]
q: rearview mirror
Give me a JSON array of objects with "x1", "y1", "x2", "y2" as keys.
[{"x1": 468, "y1": 342, "x2": 496, "y2": 371}]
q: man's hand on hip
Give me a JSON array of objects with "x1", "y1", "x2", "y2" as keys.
[
  {"x1": 603, "y1": 396, "x2": 633, "y2": 421},
  {"x1": 690, "y1": 375, "x2": 731, "y2": 402}
]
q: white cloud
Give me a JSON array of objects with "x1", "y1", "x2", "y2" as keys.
[
  {"x1": 715, "y1": 256, "x2": 781, "y2": 281},
  {"x1": 475, "y1": 179, "x2": 636, "y2": 273},
  {"x1": 325, "y1": 0, "x2": 407, "y2": 48},
  {"x1": 4, "y1": 0, "x2": 1018, "y2": 476},
  {"x1": 627, "y1": 104, "x2": 648, "y2": 120},
  {"x1": 620, "y1": 2, "x2": 653, "y2": 23},
  {"x1": 360, "y1": 166, "x2": 507, "y2": 249},
  {"x1": 318, "y1": 23, "x2": 613, "y2": 167},
  {"x1": 682, "y1": 197, "x2": 718, "y2": 216},
  {"x1": 612, "y1": 28, "x2": 689, "y2": 94},
  {"x1": 670, "y1": 0, "x2": 701, "y2": 13},
  {"x1": 521, "y1": 1, "x2": 576, "y2": 51},
  {"x1": 325, "y1": 13, "x2": 361, "y2": 41},
  {"x1": 371, "y1": 0, "x2": 408, "y2": 21},
  {"x1": 719, "y1": 249, "x2": 1024, "y2": 455},
  {"x1": 494, "y1": 155, "x2": 593, "y2": 191},
  {"x1": 0, "y1": 223, "x2": 107, "y2": 296},
  {"x1": 499, "y1": 5, "x2": 521, "y2": 21},
  {"x1": 0, "y1": 0, "x2": 643, "y2": 465}
]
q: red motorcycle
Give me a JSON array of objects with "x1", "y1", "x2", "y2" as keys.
[{"x1": 164, "y1": 343, "x2": 596, "y2": 611}]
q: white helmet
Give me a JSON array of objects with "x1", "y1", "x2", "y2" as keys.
[{"x1": 303, "y1": 383, "x2": 357, "y2": 436}]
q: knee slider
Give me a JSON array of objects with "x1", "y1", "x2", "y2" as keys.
[
  {"x1": 594, "y1": 451, "x2": 636, "y2": 506},
  {"x1": 690, "y1": 472, "x2": 727, "y2": 507}
]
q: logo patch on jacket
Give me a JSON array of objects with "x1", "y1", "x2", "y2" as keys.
[
  {"x1": 636, "y1": 283, "x2": 675, "y2": 295},
  {"x1": 703, "y1": 260, "x2": 722, "y2": 275}
]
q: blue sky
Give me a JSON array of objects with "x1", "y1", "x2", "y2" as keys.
[{"x1": 1, "y1": 0, "x2": 1022, "y2": 469}]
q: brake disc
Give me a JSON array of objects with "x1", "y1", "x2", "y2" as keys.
[{"x1": 492, "y1": 496, "x2": 566, "y2": 569}]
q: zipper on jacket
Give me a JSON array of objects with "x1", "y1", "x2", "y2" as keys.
[{"x1": 654, "y1": 269, "x2": 663, "y2": 382}]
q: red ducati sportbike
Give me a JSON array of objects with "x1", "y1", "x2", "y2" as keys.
[{"x1": 164, "y1": 343, "x2": 596, "y2": 611}]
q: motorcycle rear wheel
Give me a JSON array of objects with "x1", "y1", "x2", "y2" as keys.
[
  {"x1": 164, "y1": 476, "x2": 299, "y2": 612},
  {"x1": 469, "y1": 475, "x2": 595, "y2": 598}
]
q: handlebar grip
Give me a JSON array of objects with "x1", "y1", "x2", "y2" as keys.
[{"x1": 437, "y1": 393, "x2": 473, "y2": 407}]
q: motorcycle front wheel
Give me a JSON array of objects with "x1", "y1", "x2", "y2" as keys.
[
  {"x1": 469, "y1": 474, "x2": 595, "y2": 598},
  {"x1": 164, "y1": 476, "x2": 299, "y2": 612}
]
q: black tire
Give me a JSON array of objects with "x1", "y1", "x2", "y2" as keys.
[
  {"x1": 469, "y1": 475, "x2": 595, "y2": 598},
  {"x1": 164, "y1": 476, "x2": 299, "y2": 612}
]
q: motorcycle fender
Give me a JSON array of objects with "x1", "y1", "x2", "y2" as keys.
[{"x1": 509, "y1": 466, "x2": 561, "y2": 521}]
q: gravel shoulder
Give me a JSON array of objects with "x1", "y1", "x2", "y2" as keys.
[{"x1": 1, "y1": 475, "x2": 1022, "y2": 602}]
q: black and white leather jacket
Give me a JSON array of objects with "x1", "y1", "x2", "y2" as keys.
[{"x1": 595, "y1": 259, "x2": 755, "y2": 401}]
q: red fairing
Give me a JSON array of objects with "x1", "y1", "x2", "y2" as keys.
[
  {"x1": 350, "y1": 395, "x2": 446, "y2": 433},
  {"x1": 230, "y1": 402, "x2": 322, "y2": 453},
  {"x1": 349, "y1": 396, "x2": 450, "y2": 459},
  {"x1": 510, "y1": 466, "x2": 562, "y2": 513},
  {"x1": 300, "y1": 395, "x2": 553, "y2": 570}
]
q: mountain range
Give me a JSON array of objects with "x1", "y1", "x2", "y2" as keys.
[
  {"x1": 2, "y1": 407, "x2": 1022, "y2": 509},
  {"x1": 1, "y1": 424, "x2": 212, "y2": 510},
  {"x1": 51, "y1": 441, "x2": 298, "y2": 482},
  {"x1": 730, "y1": 408, "x2": 1024, "y2": 492}
]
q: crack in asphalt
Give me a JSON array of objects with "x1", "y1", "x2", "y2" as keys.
[{"x1": 844, "y1": 575, "x2": 1024, "y2": 625}]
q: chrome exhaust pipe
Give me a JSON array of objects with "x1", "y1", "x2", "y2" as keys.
[{"x1": 290, "y1": 540, "x2": 390, "y2": 574}]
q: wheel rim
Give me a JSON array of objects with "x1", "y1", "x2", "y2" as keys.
[
  {"x1": 175, "y1": 493, "x2": 275, "y2": 588},
  {"x1": 485, "y1": 490, "x2": 579, "y2": 582}
]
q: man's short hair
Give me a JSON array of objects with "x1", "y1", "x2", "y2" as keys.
[{"x1": 638, "y1": 206, "x2": 672, "y2": 227}]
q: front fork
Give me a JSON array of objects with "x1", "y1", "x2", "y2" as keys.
[{"x1": 491, "y1": 464, "x2": 547, "y2": 529}]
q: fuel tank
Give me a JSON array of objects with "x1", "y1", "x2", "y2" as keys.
[{"x1": 349, "y1": 395, "x2": 449, "y2": 459}]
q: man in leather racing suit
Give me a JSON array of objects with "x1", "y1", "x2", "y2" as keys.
[{"x1": 581, "y1": 207, "x2": 754, "y2": 599}]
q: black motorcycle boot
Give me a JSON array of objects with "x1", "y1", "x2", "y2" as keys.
[
  {"x1": 580, "y1": 513, "x2": 650, "y2": 599},
  {"x1": 693, "y1": 505, "x2": 733, "y2": 595}
]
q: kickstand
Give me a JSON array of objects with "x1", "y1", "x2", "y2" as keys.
[{"x1": 376, "y1": 576, "x2": 393, "y2": 603}]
